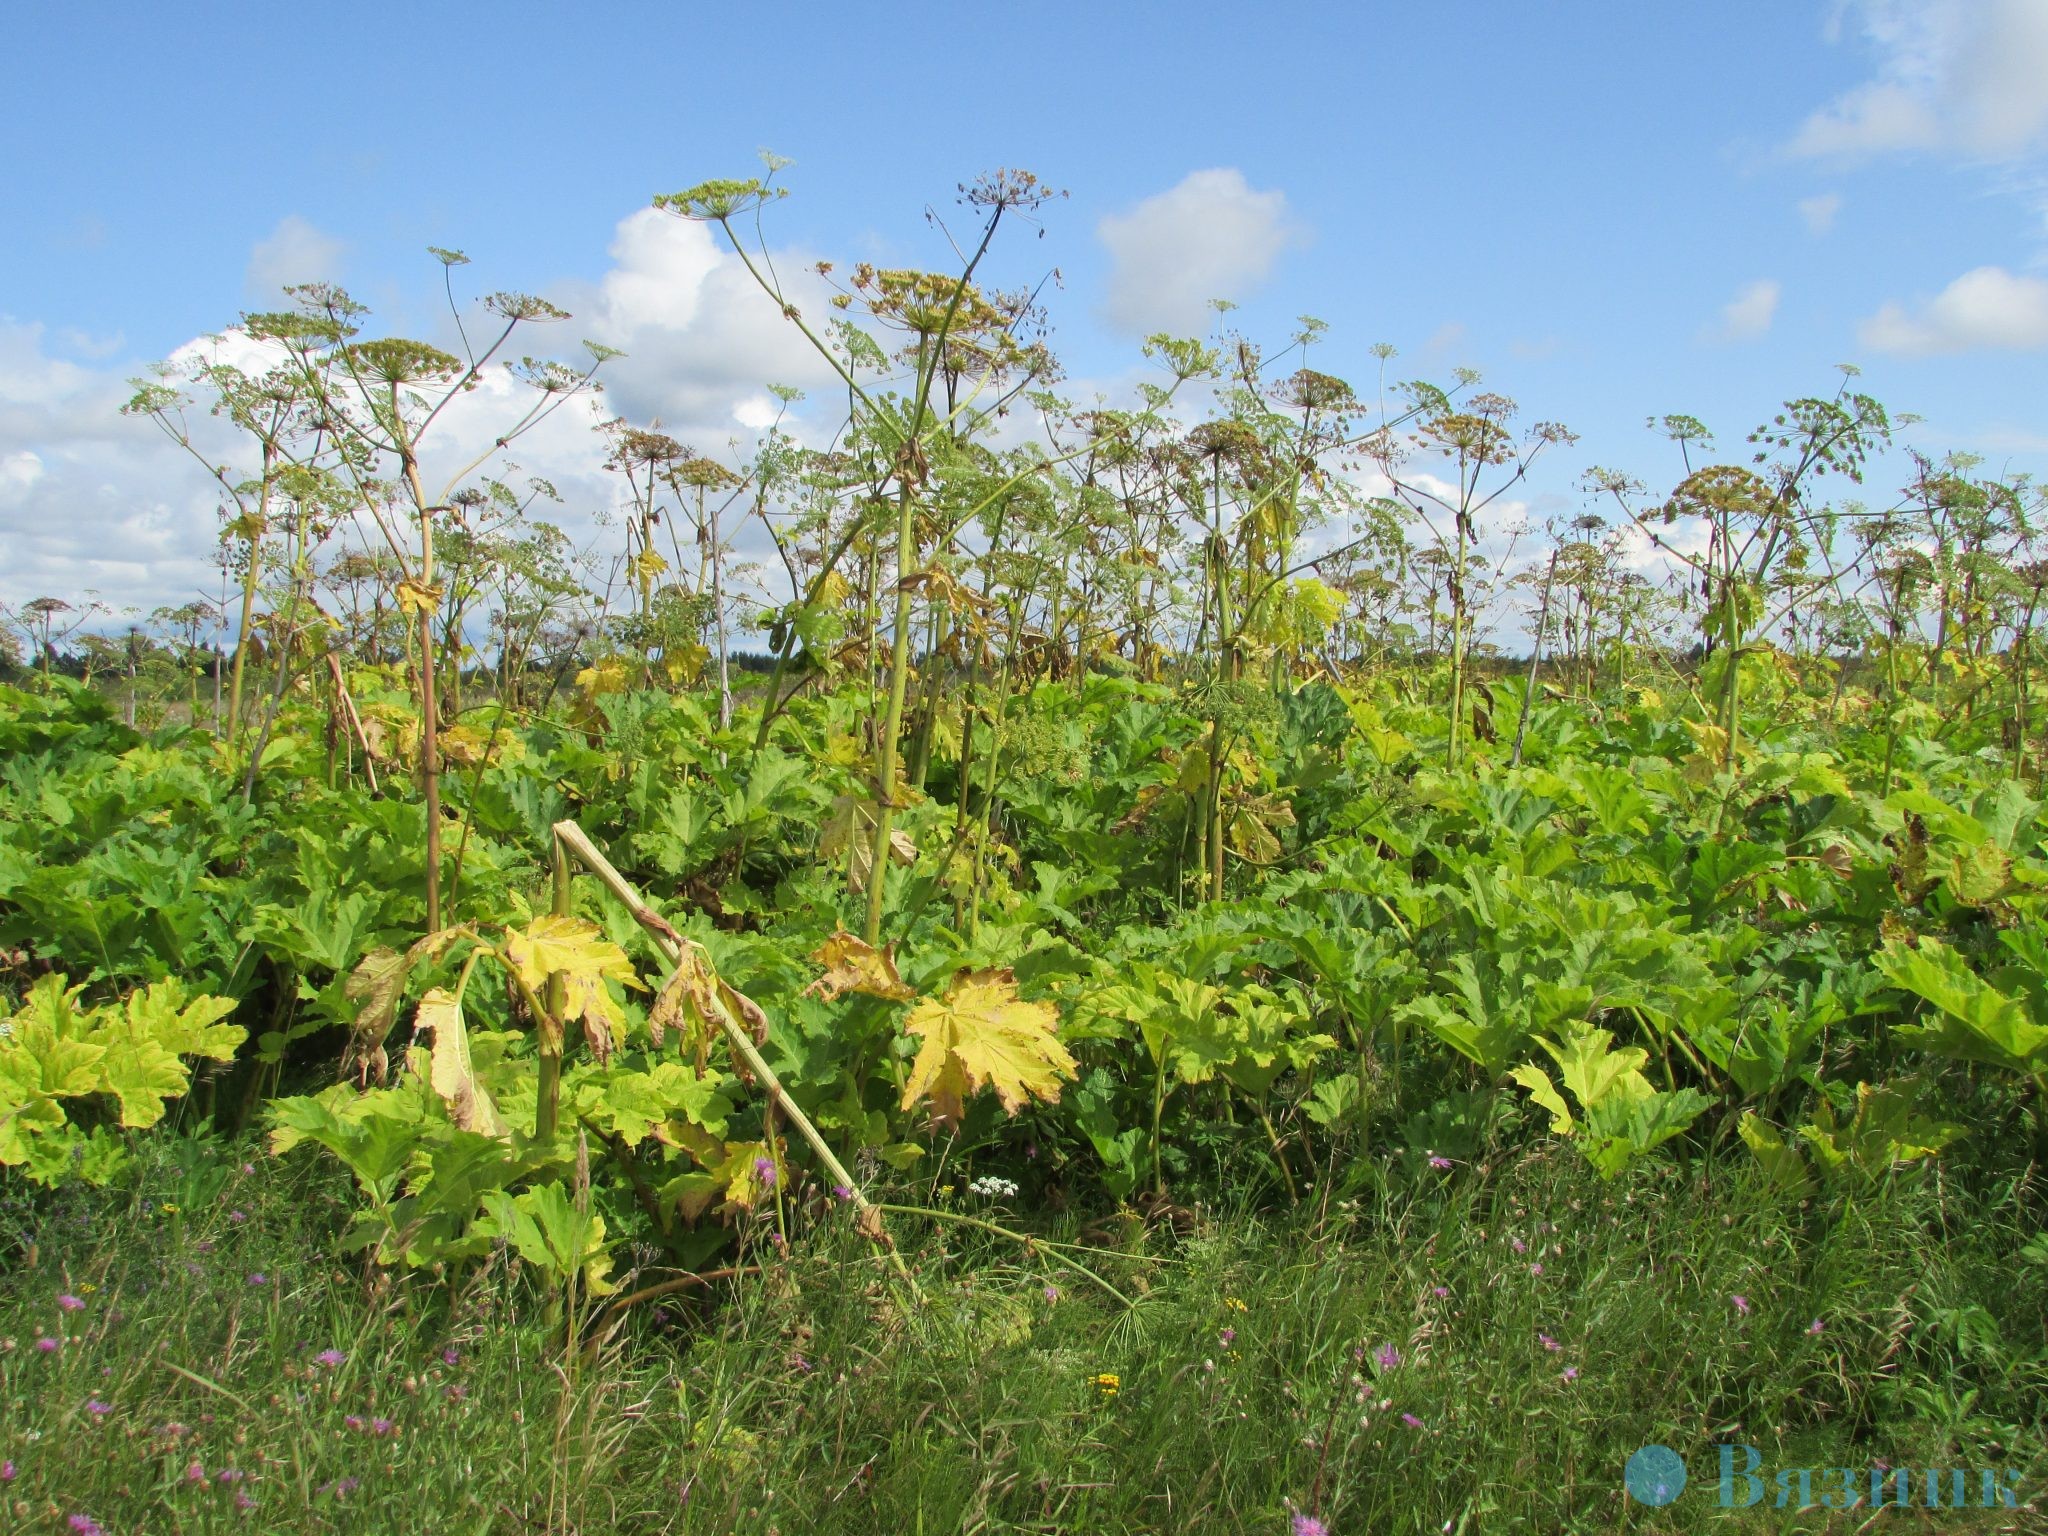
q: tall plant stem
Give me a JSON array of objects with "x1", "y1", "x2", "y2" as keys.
[
  {"x1": 1446, "y1": 504, "x2": 1472, "y2": 770},
  {"x1": 1511, "y1": 551, "x2": 1557, "y2": 768},
  {"x1": 538, "y1": 834, "x2": 571, "y2": 1140},
  {"x1": 863, "y1": 480, "x2": 921, "y2": 945},
  {"x1": 417, "y1": 504, "x2": 444, "y2": 931},
  {"x1": 223, "y1": 446, "x2": 273, "y2": 746},
  {"x1": 549, "y1": 820, "x2": 911, "y2": 1284}
]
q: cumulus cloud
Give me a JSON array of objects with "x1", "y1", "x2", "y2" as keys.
[
  {"x1": 0, "y1": 205, "x2": 864, "y2": 623},
  {"x1": 1704, "y1": 279, "x2": 1781, "y2": 342},
  {"x1": 1858, "y1": 264, "x2": 2048, "y2": 353},
  {"x1": 244, "y1": 215, "x2": 346, "y2": 298},
  {"x1": 0, "y1": 318, "x2": 231, "y2": 615},
  {"x1": 1797, "y1": 192, "x2": 1843, "y2": 234},
  {"x1": 564, "y1": 207, "x2": 840, "y2": 435},
  {"x1": 1789, "y1": 0, "x2": 2048, "y2": 160},
  {"x1": 1096, "y1": 169, "x2": 1300, "y2": 336}
]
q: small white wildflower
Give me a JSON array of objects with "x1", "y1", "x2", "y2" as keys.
[{"x1": 968, "y1": 1175, "x2": 1019, "y2": 1199}]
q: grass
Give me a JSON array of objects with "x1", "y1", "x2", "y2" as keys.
[{"x1": 1, "y1": 1138, "x2": 2043, "y2": 1534}]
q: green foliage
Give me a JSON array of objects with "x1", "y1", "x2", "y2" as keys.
[{"x1": 0, "y1": 973, "x2": 242, "y2": 1184}]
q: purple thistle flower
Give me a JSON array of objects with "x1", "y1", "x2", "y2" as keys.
[
  {"x1": 68, "y1": 1519, "x2": 105, "y2": 1536},
  {"x1": 1530, "y1": 1263, "x2": 1544, "y2": 1276},
  {"x1": 234, "y1": 1490, "x2": 256, "y2": 1511},
  {"x1": 36, "y1": 1336, "x2": 59, "y2": 1353},
  {"x1": 216, "y1": 1468, "x2": 245, "y2": 1484},
  {"x1": 247, "y1": 1273, "x2": 268, "y2": 1287},
  {"x1": 1539, "y1": 1333, "x2": 1560, "y2": 1352},
  {"x1": 0, "y1": 1460, "x2": 14, "y2": 1481},
  {"x1": 323, "y1": 1476, "x2": 360, "y2": 1498},
  {"x1": 1044, "y1": 1286, "x2": 1059, "y2": 1303},
  {"x1": 1219, "y1": 1327, "x2": 1236, "y2": 1348},
  {"x1": 1511, "y1": 1236, "x2": 1527, "y2": 1254},
  {"x1": 1292, "y1": 1513, "x2": 1328, "y2": 1536},
  {"x1": 85, "y1": 1398, "x2": 112, "y2": 1418},
  {"x1": 57, "y1": 1294, "x2": 85, "y2": 1312},
  {"x1": 1427, "y1": 1154, "x2": 1452, "y2": 1170},
  {"x1": 186, "y1": 1461, "x2": 206, "y2": 1483},
  {"x1": 1562, "y1": 1365, "x2": 1580, "y2": 1382},
  {"x1": 1432, "y1": 1285, "x2": 1449, "y2": 1299},
  {"x1": 315, "y1": 1349, "x2": 345, "y2": 1367},
  {"x1": 370, "y1": 1417, "x2": 396, "y2": 1437},
  {"x1": 444, "y1": 1384, "x2": 467, "y2": 1401},
  {"x1": 1401, "y1": 1412, "x2": 1424, "y2": 1429},
  {"x1": 442, "y1": 1347, "x2": 460, "y2": 1366},
  {"x1": 343, "y1": 1415, "x2": 364, "y2": 1432},
  {"x1": 753, "y1": 1156, "x2": 778, "y2": 1191},
  {"x1": 1731, "y1": 1294, "x2": 1750, "y2": 1316},
  {"x1": 1372, "y1": 1342, "x2": 1401, "y2": 1372},
  {"x1": 1806, "y1": 1318, "x2": 1824, "y2": 1335},
  {"x1": 227, "y1": 1210, "x2": 248, "y2": 1224},
  {"x1": 832, "y1": 1183, "x2": 854, "y2": 1202}
]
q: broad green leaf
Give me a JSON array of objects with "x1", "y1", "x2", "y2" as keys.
[
  {"x1": 483, "y1": 1184, "x2": 616, "y2": 1294},
  {"x1": 1540, "y1": 1027, "x2": 1654, "y2": 1111},
  {"x1": 121, "y1": 979, "x2": 243, "y2": 1060},
  {"x1": 1509, "y1": 1063, "x2": 1573, "y2": 1134},
  {"x1": 1737, "y1": 1111, "x2": 1811, "y2": 1194},
  {"x1": 1875, "y1": 937, "x2": 2048, "y2": 1074}
]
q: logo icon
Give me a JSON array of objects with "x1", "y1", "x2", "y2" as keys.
[{"x1": 1626, "y1": 1444, "x2": 1688, "y2": 1506}]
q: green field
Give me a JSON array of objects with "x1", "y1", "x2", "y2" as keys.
[{"x1": 4, "y1": 172, "x2": 2048, "y2": 1531}]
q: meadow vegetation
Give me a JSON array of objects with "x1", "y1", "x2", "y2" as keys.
[{"x1": 1, "y1": 166, "x2": 2045, "y2": 1532}]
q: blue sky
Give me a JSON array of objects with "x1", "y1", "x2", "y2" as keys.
[{"x1": 6, "y1": 0, "x2": 2048, "y2": 618}]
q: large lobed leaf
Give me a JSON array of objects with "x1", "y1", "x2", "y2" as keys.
[{"x1": 901, "y1": 967, "x2": 1076, "y2": 1125}]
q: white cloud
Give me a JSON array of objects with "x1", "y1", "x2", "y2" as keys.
[
  {"x1": 1797, "y1": 192, "x2": 1843, "y2": 234},
  {"x1": 0, "y1": 318, "x2": 232, "y2": 615},
  {"x1": 245, "y1": 215, "x2": 346, "y2": 297},
  {"x1": 567, "y1": 206, "x2": 840, "y2": 433},
  {"x1": 0, "y1": 449, "x2": 44, "y2": 505},
  {"x1": 1705, "y1": 279, "x2": 1781, "y2": 342},
  {"x1": 1789, "y1": 0, "x2": 2048, "y2": 160},
  {"x1": 1096, "y1": 169, "x2": 1300, "y2": 336},
  {"x1": 0, "y1": 206, "x2": 852, "y2": 623},
  {"x1": 1858, "y1": 264, "x2": 2048, "y2": 353}
]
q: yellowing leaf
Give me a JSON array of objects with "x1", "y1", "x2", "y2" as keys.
[
  {"x1": 806, "y1": 931, "x2": 915, "y2": 1003},
  {"x1": 663, "y1": 642, "x2": 709, "y2": 686},
  {"x1": 341, "y1": 947, "x2": 410, "y2": 1082},
  {"x1": 900, "y1": 967, "x2": 1076, "y2": 1126},
  {"x1": 819, "y1": 794, "x2": 914, "y2": 891},
  {"x1": 574, "y1": 656, "x2": 629, "y2": 702},
  {"x1": 647, "y1": 945, "x2": 723, "y2": 1052},
  {"x1": 437, "y1": 724, "x2": 492, "y2": 767},
  {"x1": 501, "y1": 915, "x2": 643, "y2": 1061},
  {"x1": 1947, "y1": 841, "x2": 2013, "y2": 906},
  {"x1": 415, "y1": 987, "x2": 507, "y2": 1137},
  {"x1": 395, "y1": 578, "x2": 444, "y2": 618}
]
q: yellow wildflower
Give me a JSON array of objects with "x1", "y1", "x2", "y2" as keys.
[{"x1": 1092, "y1": 1372, "x2": 1120, "y2": 1399}]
